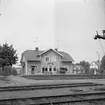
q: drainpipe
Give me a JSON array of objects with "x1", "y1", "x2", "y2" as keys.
[
  {"x1": 25, "y1": 61, "x2": 27, "y2": 75},
  {"x1": 96, "y1": 51, "x2": 100, "y2": 61}
]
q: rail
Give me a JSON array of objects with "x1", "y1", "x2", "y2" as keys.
[
  {"x1": 0, "y1": 82, "x2": 102, "y2": 92},
  {"x1": 0, "y1": 91, "x2": 105, "y2": 105}
]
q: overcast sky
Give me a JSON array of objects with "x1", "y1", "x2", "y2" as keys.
[{"x1": 0, "y1": 0, "x2": 105, "y2": 63}]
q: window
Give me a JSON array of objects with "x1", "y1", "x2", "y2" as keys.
[
  {"x1": 30, "y1": 65, "x2": 38, "y2": 74},
  {"x1": 53, "y1": 67, "x2": 56, "y2": 71},
  {"x1": 42, "y1": 66, "x2": 48, "y2": 73},
  {"x1": 45, "y1": 56, "x2": 50, "y2": 62},
  {"x1": 45, "y1": 67, "x2": 48, "y2": 71},
  {"x1": 49, "y1": 67, "x2": 52, "y2": 71},
  {"x1": 31, "y1": 66, "x2": 35, "y2": 74},
  {"x1": 31, "y1": 65, "x2": 37, "y2": 71},
  {"x1": 51, "y1": 56, "x2": 56, "y2": 62},
  {"x1": 53, "y1": 66, "x2": 57, "y2": 71},
  {"x1": 34, "y1": 65, "x2": 37, "y2": 69},
  {"x1": 42, "y1": 68, "x2": 45, "y2": 73},
  {"x1": 31, "y1": 66, "x2": 35, "y2": 71}
]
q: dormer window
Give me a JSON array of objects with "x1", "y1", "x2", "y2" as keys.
[{"x1": 45, "y1": 56, "x2": 50, "y2": 62}]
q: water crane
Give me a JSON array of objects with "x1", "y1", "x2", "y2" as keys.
[{"x1": 94, "y1": 30, "x2": 105, "y2": 40}]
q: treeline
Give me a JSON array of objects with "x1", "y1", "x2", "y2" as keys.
[{"x1": 74, "y1": 55, "x2": 105, "y2": 75}]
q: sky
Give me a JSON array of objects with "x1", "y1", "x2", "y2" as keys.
[{"x1": 0, "y1": 0, "x2": 105, "y2": 64}]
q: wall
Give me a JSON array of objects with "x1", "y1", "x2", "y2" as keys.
[{"x1": 27, "y1": 61, "x2": 41, "y2": 75}]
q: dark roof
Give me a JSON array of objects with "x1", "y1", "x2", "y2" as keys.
[
  {"x1": 21, "y1": 49, "x2": 74, "y2": 62},
  {"x1": 59, "y1": 51, "x2": 74, "y2": 62}
]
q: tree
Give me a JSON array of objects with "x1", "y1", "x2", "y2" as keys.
[
  {"x1": 0, "y1": 43, "x2": 18, "y2": 75},
  {"x1": 79, "y1": 61, "x2": 90, "y2": 74}
]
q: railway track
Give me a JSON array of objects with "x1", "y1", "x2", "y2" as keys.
[
  {"x1": 0, "y1": 82, "x2": 103, "y2": 92},
  {"x1": 0, "y1": 82, "x2": 104, "y2": 105},
  {"x1": 0, "y1": 91, "x2": 105, "y2": 105}
]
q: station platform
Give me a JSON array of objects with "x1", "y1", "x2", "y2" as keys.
[{"x1": 0, "y1": 76, "x2": 105, "y2": 87}]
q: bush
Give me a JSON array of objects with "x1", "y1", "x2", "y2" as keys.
[
  {"x1": 3, "y1": 66, "x2": 12, "y2": 76},
  {"x1": 2, "y1": 66, "x2": 17, "y2": 76},
  {"x1": 0, "y1": 67, "x2": 2, "y2": 75},
  {"x1": 12, "y1": 67, "x2": 17, "y2": 76},
  {"x1": 59, "y1": 67, "x2": 67, "y2": 74}
]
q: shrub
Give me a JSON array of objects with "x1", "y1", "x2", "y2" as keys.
[
  {"x1": 2, "y1": 66, "x2": 17, "y2": 76},
  {"x1": 3, "y1": 66, "x2": 12, "y2": 76},
  {"x1": 59, "y1": 67, "x2": 67, "y2": 74},
  {"x1": 12, "y1": 67, "x2": 17, "y2": 76},
  {"x1": 0, "y1": 67, "x2": 2, "y2": 75}
]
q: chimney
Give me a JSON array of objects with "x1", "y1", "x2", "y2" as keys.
[
  {"x1": 55, "y1": 48, "x2": 58, "y2": 51},
  {"x1": 35, "y1": 47, "x2": 39, "y2": 51}
]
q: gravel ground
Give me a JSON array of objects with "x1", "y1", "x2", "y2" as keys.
[
  {"x1": 54, "y1": 101, "x2": 105, "y2": 105},
  {"x1": 1, "y1": 76, "x2": 105, "y2": 105},
  {"x1": 0, "y1": 75, "x2": 105, "y2": 87},
  {"x1": 4, "y1": 76, "x2": 105, "y2": 85}
]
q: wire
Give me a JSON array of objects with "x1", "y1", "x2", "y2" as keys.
[
  {"x1": 0, "y1": 0, "x2": 1, "y2": 15},
  {"x1": 98, "y1": 39, "x2": 105, "y2": 55}
]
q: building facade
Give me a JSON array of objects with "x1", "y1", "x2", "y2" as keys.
[{"x1": 20, "y1": 48, "x2": 74, "y2": 75}]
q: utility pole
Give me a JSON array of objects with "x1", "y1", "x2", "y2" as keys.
[
  {"x1": 94, "y1": 30, "x2": 105, "y2": 55},
  {"x1": 57, "y1": 40, "x2": 59, "y2": 49},
  {"x1": 96, "y1": 51, "x2": 100, "y2": 61}
]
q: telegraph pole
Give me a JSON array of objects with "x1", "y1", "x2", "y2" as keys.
[
  {"x1": 96, "y1": 51, "x2": 100, "y2": 61},
  {"x1": 94, "y1": 30, "x2": 105, "y2": 55}
]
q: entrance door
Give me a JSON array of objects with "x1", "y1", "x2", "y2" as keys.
[
  {"x1": 49, "y1": 67, "x2": 52, "y2": 73},
  {"x1": 53, "y1": 66, "x2": 57, "y2": 74},
  {"x1": 42, "y1": 66, "x2": 48, "y2": 73},
  {"x1": 31, "y1": 66, "x2": 35, "y2": 74}
]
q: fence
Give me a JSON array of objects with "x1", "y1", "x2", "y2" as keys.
[{"x1": 22, "y1": 74, "x2": 105, "y2": 80}]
